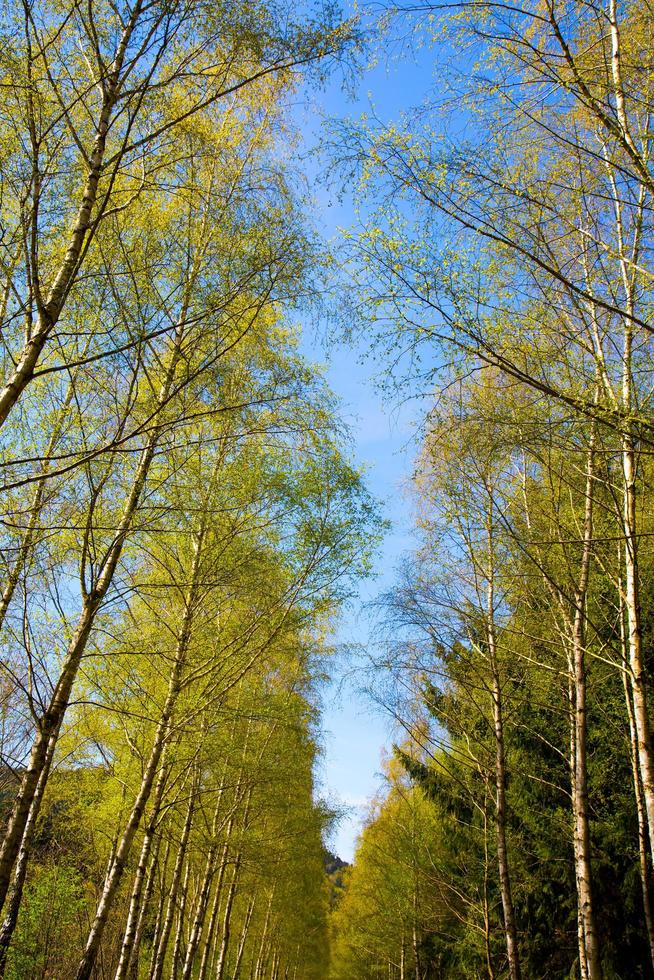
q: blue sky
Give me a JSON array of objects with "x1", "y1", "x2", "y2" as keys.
[
  {"x1": 291, "y1": 15, "x2": 436, "y2": 861},
  {"x1": 311, "y1": 350, "x2": 419, "y2": 862}
]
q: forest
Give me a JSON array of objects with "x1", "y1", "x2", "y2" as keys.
[{"x1": 0, "y1": 0, "x2": 652, "y2": 977}]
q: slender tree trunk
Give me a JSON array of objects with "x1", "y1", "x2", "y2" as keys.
[
  {"x1": 181, "y1": 822, "x2": 229, "y2": 980},
  {"x1": 181, "y1": 764, "x2": 233, "y2": 980},
  {"x1": 481, "y1": 803, "x2": 496, "y2": 980},
  {"x1": 214, "y1": 853, "x2": 242, "y2": 980},
  {"x1": 588, "y1": 131, "x2": 654, "y2": 937},
  {"x1": 197, "y1": 814, "x2": 236, "y2": 980},
  {"x1": 231, "y1": 895, "x2": 255, "y2": 980},
  {"x1": 619, "y1": 578, "x2": 654, "y2": 968},
  {"x1": 127, "y1": 833, "x2": 162, "y2": 980},
  {"x1": 253, "y1": 886, "x2": 275, "y2": 980},
  {"x1": 486, "y1": 513, "x2": 521, "y2": 980},
  {"x1": 150, "y1": 789, "x2": 196, "y2": 980},
  {"x1": 171, "y1": 862, "x2": 191, "y2": 980},
  {"x1": 577, "y1": 904, "x2": 589, "y2": 980},
  {"x1": 568, "y1": 675, "x2": 590, "y2": 980},
  {"x1": 610, "y1": 166, "x2": 654, "y2": 874},
  {"x1": 114, "y1": 753, "x2": 169, "y2": 980},
  {"x1": 625, "y1": 666, "x2": 654, "y2": 958},
  {"x1": 569, "y1": 435, "x2": 603, "y2": 980},
  {"x1": 489, "y1": 660, "x2": 521, "y2": 980},
  {"x1": 0, "y1": 725, "x2": 59, "y2": 976},
  {"x1": 197, "y1": 857, "x2": 227, "y2": 980},
  {"x1": 0, "y1": 2, "x2": 145, "y2": 429},
  {"x1": 411, "y1": 919, "x2": 422, "y2": 980},
  {"x1": 621, "y1": 433, "x2": 654, "y2": 866},
  {"x1": 147, "y1": 837, "x2": 171, "y2": 977}
]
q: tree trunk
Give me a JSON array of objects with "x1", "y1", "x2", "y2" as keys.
[
  {"x1": 214, "y1": 854, "x2": 241, "y2": 980},
  {"x1": 622, "y1": 434, "x2": 654, "y2": 867},
  {"x1": 569, "y1": 436, "x2": 603, "y2": 980},
  {"x1": 0, "y1": 0, "x2": 148, "y2": 429},
  {"x1": 481, "y1": 803, "x2": 496, "y2": 980},
  {"x1": 149, "y1": 789, "x2": 196, "y2": 980},
  {"x1": 619, "y1": 586, "x2": 654, "y2": 968},
  {"x1": 197, "y1": 855, "x2": 227, "y2": 980},
  {"x1": 127, "y1": 833, "x2": 161, "y2": 980},
  {"x1": 231, "y1": 895, "x2": 255, "y2": 980},
  {"x1": 489, "y1": 661, "x2": 521, "y2": 980},
  {"x1": 412, "y1": 918, "x2": 422, "y2": 980},
  {"x1": 171, "y1": 862, "x2": 191, "y2": 980},
  {"x1": 181, "y1": 832, "x2": 223, "y2": 980},
  {"x1": 253, "y1": 889, "x2": 275, "y2": 980},
  {"x1": 147, "y1": 837, "x2": 171, "y2": 978},
  {"x1": 0, "y1": 726, "x2": 58, "y2": 976},
  {"x1": 114, "y1": 753, "x2": 169, "y2": 980},
  {"x1": 486, "y1": 514, "x2": 521, "y2": 980}
]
